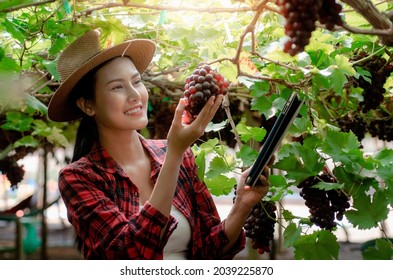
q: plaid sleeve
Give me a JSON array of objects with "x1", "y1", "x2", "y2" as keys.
[
  {"x1": 184, "y1": 148, "x2": 246, "y2": 259},
  {"x1": 58, "y1": 163, "x2": 177, "y2": 259}
]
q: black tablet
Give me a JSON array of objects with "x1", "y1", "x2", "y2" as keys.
[{"x1": 245, "y1": 92, "x2": 304, "y2": 187}]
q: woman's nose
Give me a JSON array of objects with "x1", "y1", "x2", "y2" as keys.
[{"x1": 126, "y1": 84, "x2": 141, "y2": 101}]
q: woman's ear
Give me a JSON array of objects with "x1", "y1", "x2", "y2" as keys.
[{"x1": 76, "y1": 97, "x2": 95, "y2": 117}]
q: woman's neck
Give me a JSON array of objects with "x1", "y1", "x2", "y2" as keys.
[{"x1": 99, "y1": 130, "x2": 145, "y2": 166}]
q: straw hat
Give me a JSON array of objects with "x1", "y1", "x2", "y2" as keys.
[{"x1": 47, "y1": 29, "x2": 156, "y2": 122}]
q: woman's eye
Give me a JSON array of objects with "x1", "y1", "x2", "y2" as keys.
[{"x1": 112, "y1": 85, "x2": 123, "y2": 90}]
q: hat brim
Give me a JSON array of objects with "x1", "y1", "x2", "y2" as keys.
[{"x1": 47, "y1": 39, "x2": 156, "y2": 122}]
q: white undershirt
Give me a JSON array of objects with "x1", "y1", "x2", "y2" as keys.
[{"x1": 163, "y1": 205, "x2": 192, "y2": 260}]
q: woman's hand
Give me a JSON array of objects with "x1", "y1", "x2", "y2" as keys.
[
  {"x1": 166, "y1": 95, "x2": 224, "y2": 154},
  {"x1": 234, "y1": 155, "x2": 275, "y2": 212}
]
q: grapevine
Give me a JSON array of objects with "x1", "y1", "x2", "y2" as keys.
[{"x1": 182, "y1": 64, "x2": 229, "y2": 124}]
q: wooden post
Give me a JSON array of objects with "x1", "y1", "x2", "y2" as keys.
[{"x1": 40, "y1": 145, "x2": 48, "y2": 259}]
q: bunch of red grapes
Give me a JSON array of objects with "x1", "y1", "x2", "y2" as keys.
[
  {"x1": 0, "y1": 156, "x2": 25, "y2": 190},
  {"x1": 244, "y1": 200, "x2": 277, "y2": 255},
  {"x1": 277, "y1": 0, "x2": 343, "y2": 56},
  {"x1": 297, "y1": 170, "x2": 350, "y2": 230},
  {"x1": 352, "y1": 52, "x2": 393, "y2": 113},
  {"x1": 183, "y1": 64, "x2": 229, "y2": 124}
]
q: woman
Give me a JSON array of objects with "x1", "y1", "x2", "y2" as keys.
[{"x1": 47, "y1": 29, "x2": 271, "y2": 259}]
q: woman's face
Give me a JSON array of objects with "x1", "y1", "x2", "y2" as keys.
[{"x1": 90, "y1": 56, "x2": 149, "y2": 132}]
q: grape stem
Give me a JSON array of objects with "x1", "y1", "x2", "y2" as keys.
[{"x1": 222, "y1": 94, "x2": 243, "y2": 148}]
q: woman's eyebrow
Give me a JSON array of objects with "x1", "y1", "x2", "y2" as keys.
[{"x1": 105, "y1": 73, "x2": 141, "y2": 85}]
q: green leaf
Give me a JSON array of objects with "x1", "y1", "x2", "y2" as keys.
[
  {"x1": 334, "y1": 54, "x2": 356, "y2": 76},
  {"x1": 43, "y1": 59, "x2": 60, "y2": 81},
  {"x1": 205, "y1": 156, "x2": 231, "y2": 178},
  {"x1": 192, "y1": 138, "x2": 220, "y2": 157},
  {"x1": 194, "y1": 149, "x2": 206, "y2": 182},
  {"x1": 362, "y1": 239, "x2": 393, "y2": 260},
  {"x1": 14, "y1": 135, "x2": 39, "y2": 148},
  {"x1": 293, "y1": 230, "x2": 339, "y2": 260},
  {"x1": 1, "y1": 111, "x2": 33, "y2": 132},
  {"x1": 320, "y1": 130, "x2": 364, "y2": 168},
  {"x1": 269, "y1": 174, "x2": 288, "y2": 187},
  {"x1": 250, "y1": 81, "x2": 273, "y2": 115},
  {"x1": 354, "y1": 66, "x2": 372, "y2": 83},
  {"x1": 312, "y1": 182, "x2": 344, "y2": 191},
  {"x1": 0, "y1": 56, "x2": 20, "y2": 73},
  {"x1": 283, "y1": 222, "x2": 301, "y2": 248},
  {"x1": 345, "y1": 191, "x2": 389, "y2": 229},
  {"x1": 329, "y1": 67, "x2": 348, "y2": 94},
  {"x1": 4, "y1": 18, "x2": 25, "y2": 44},
  {"x1": 289, "y1": 117, "x2": 312, "y2": 136},
  {"x1": 236, "y1": 144, "x2": 258, "y2": 167},
  {"x1": 205, "y1": 174, "x2": 237, "y2": 196},
  {"x1": 45, "y1": 126, "x2": 69, "y2": 147},
  {"x1": 282, "y1": 209, "x2": 297, "y2": 221},
  {"x1": 23, "y1": 94, "x2": 48, "y2": 115},
  {"x1": 273, "y1": 139, "x2": 324, "y2": 184},
  {"x1": 235, "y1": 123, "x2": 266, "y2": 142},
  {"x1": 205, "y1": 120, "x2": 228, "y2": 132},
  {"x1": 373, "y1": 148, "x2": 393, "y2": 166}
]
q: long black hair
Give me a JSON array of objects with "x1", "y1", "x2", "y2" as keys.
[
  {"x1": 69, "y1": 65, "x2": 102, "y2": 163},
  {"x1": 68, "y1": 63, "x2": 104, "y2": 252}
]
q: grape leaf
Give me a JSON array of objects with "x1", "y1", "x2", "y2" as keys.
[
  {"x1": 273, "y1": 139, "x2": 324, "y2": 184},
  {"x1": 362, "y1": 238, "x2": 393, "y2": 260},
  {"x1": 205, "y1": 156, "x2": 233, "y2": 178},
  {"x1": 293, "y1": 230, "x2": 339, "y2": 260},
  {"x1": 329, "y1": 67, "x2": 348, "y2": 95},
  {"x1": 1, "y1": 111, "x2": 33, "y2": 132},
  {"x1": 24, "y1": 94, "x2": 48, "y2": 115},
  {"x1": 14, "y1": 135, "x2": 39, "y2": 148},
  {"x1": 194, "y1": 149, "x2": 206, "y2": 182},
  {"x1": 282, "y1": 209, "x2": 296, "y2": 221},
  {"x1": 312, "y1": 182, "x2": 344, "y2": 191},
  {"x1": 205, "y1": 120, "x2": 227, "y2": 133},
  {"x1": 45, "y1": 126, "x2": 69, "y2": 147},
  {"x1": 333, "y1": 166, "x2": 379, "y2": 197},
  {"x1": 236, "y1": 144, "x2": 258, "y2": 167},
  {"x1": 268, "y1": 174, "x2": 292, "y2": 201},
  {"x1": 235, "y1": 123, "x2": 266, "y2": 142},
  {"x1": 345, "y1": 191, "x2": 389, "y2": 229},
  {"x1": 320, "y1": 130, "x2": 372, "y2": 172},
  {"x1": 283, "y1": 222, "x2": 301, "y2": 248},
  {"x1": 373, "y1": 148, "x2": 393, "y2": 166},
  {"x1": 289, "y1": 117, "x2": 312, "y2": 136},
  {"x1": 205, "y1": 174, "x2": 237, "y2": 196},
  {"x1": 250, "y1": 81, "x2": 273, "y2": 116}
]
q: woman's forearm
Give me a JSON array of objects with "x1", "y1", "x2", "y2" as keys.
[
  {"x1": 220, "y1": 201, "x2": 253, "y2": 255},
  {"x1": 148, "y1": 147, "x2": 184, "y2": 218}
]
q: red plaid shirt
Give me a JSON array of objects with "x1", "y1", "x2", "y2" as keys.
[{"x1": 58, "y1": 135, "x2": 245, "y2": 259}]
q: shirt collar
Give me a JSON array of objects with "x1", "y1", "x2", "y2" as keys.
[{"x1": 86, "y1": 134, "x2": 166, "y2": 176}]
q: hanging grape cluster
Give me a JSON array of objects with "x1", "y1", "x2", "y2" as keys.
[
  {"x1": 0, "y1": 156, "x2": 25, "y2": 190},
  {"x1": 336, "y1": 113, "x2": 367, "y2": 142},
  {"x1": 352, "y1": 52, "x2": 393, "y2": 113},
  {"x1": 277, "y1": 0, "x2": 343, "y2": 56},
  {"x1": 367, "y1": 110, "x2": 393, "y2": 142},
  {"x1": 182, "y1": 64, "x2": 229, "y2": 124},
  {"x1": 244, "y1": 200, "x2": 277, "y2": 255},
  {"x1": 297, "y1": 170, "x2": 350, "y2": 230}
]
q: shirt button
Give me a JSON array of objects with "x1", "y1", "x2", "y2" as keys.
[{"x1": 134, "y1": 192, "x2": 139, "y2": 197}]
